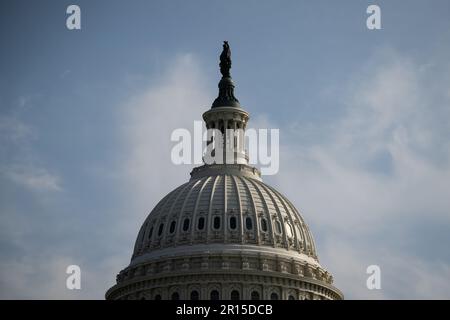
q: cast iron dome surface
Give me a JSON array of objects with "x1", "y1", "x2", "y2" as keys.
[
  {"x1": 106, "y1": 42, "x2": 343, "y2": 300},
  {"x1": 131, "y1": 174, "x2": 319, "y2": 262}
]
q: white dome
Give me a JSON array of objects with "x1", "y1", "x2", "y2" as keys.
[
  {"x1": 132, "y1": 173, "x2": 318, "y2": 261},
  {"x1": 106, "y1": 42, "x2": 342, "y2": 300}
]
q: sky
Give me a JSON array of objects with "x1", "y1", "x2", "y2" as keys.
[{"x1": 1, "y1": 0, "x2": 450, "y2": 299}]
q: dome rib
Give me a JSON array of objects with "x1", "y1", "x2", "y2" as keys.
[
  {"x1": 206, "y1": 175, "x2": 220, "y2": 244},
  {"x1": 257, "y1": 181, "x2": 292, "y2": 251},
  {"x1": 272, "y1": 186, "x2": 316, "y2": 258},
  {"x1": 173, "y1": 178, "x2": 204, "y2": 246},
  {"x1": 223, "y1": 175, "x2": 228, "y2": 242},
  {"x1": 162, "y1": 180, "x2": 197, "y2": 247},
  {"x1": 264, "y1": 185, "x2": 302, "y2": 252},
  {"x1": 131, "y1": 175, "x2": 321, "y2": 260},
  {"x1": 237, "y1": 175, "x2": 262, "y2": 245},
  {"x1": 230, "y1": 175, "x2": 244, "y2": 244},
  {"x1": 189, "y1": 176, "x2": 211, "y2": 244}
]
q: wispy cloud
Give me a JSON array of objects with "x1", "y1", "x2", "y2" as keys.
[
  {"x1": 270, "y1": 48, "x2": 450, "y2": 298},
  {"x1": 2, "y1": 165, "x2": 62, "y2": 192},
  {"x1": 0, "y1": 105, "x2": 62, "y2": 193},
  {"x1": 119, "y1": 54, "x2": 212, "y2": 215}
]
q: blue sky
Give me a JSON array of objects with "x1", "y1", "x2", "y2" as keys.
[{"x1": 1, "y1": 0, "x2": 450, "y2": 299}]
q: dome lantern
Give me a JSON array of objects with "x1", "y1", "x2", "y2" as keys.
[{"x1": 198, "y1": 41, "x2": 254, "y2": 176}]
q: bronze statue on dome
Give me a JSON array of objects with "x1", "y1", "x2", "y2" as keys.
[{"x1": 219, "y1": 41, "x2": 232, "y2": 77}]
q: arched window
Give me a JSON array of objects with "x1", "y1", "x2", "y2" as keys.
[
  {"x1": 286, "y1": 223, "x2": 293, "y2": 237},
  {"x1": 275, "y1": 221, "x2": 282, "y2": 234},
  {"x1": 183, "y1": 218, "x2": 190, "y2": 232},
  {"x1": 140, "y1": 297, "x2": 146, "y2": 300},
  {"x1": 198, "y1": 217, "x2": 205, "y2": 230},
  {"x1": 230, "y1": 290, "x2": 240, "y2": 300},
  {"x1": 213, "y1": 216, "x2": 221, "y2": 230},
  {"x1": 171, "y1": 292, "x2": 180, "y2": 300},
  {"x1": 190, "y1": 290, "x2": 199, "y2": 300},
  {"x1": 295, "y1": 225, "x2": 302, "y2": 240},
  {"x1": 245, "y1": 217, "x2": 253, "y2": 230},
  {"x1": 169, "y1": 221, "x2": 176, "y2": 234},
  {"x1": 251, "y1": 291, "x2": 260, "y2": 300},
  {"x1": 229, "y1": 216, "x2": 237, "y2": 230},
  {"x1": 288, "y1": 295, "x2": 296, "y2": 300},
  {"x1": 154, "y1": 294, "x2": 161, "y2": 300},
  {"x1": 148, "y1": 226, "x2": 153, "y2": 238},
  {"x1": 158, "y1": 223, "x2": 164, "y2": 236},
  {"x1": 270, "y1": 292, "x2": 279, "y2": 300},
  {"x1": 260, "y1": 218, "x2": 268, "y2": 232},
  {"x1": 210, "y1": 290, "x2": 219, "y2": 300}
]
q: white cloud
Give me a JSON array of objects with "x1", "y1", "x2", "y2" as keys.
[
  {"x1": 0, "y1": 114, "x2": 62, "y2": 193},
  {"x1": 119, "y1": 54, "x2": 212, "y2": 218},
  {"x1": 0, "y1": 116, "x2": 34, "y2": 143},
  {"x1": 269, "y1": 48, "x2": 450, "y2": 298},
  {"x1": 0, "y1": 53, "x2": 214, "y2": 300},
  {"x1": 2, "y1": 166, "x2": 62, "y2": 192}
]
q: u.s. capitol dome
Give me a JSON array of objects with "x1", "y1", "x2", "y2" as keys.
[{"x1": 106, "y1": 42, "x2": 343, "y2": 300}]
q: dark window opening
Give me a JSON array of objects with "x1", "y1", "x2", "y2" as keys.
[
  {"x1": 158, "y1": 223, "x2": 164, "y2": 236},
  {"x1": 270, "y1": 292, "x2": 279, "y2": 300},
  {"x1": 245, "y1": 217, "x2": 253, "y2": 230},
  {"x1": 148, "y1": 227, "x2": 153, "y2": 238},
  {"x1": 261, "y1": 219, "x2": 268, "y2": 232},
  {"x1": 171, "y1": 292, "x2": 180, "y2": 300},
  {"x1": 230, "y1": 290, "x2": 240, "y2": 300},
  {"x1": 210, "y1": 290, "x2": 219, "y2": 300},
  {"x1": 213, "y1": 216, "x2": 221, "y2": 229},
  {"x1": 251, "y1": 291, "x2": 260, "y2": 300},
  {"x1": 154, "y1": 294, "x2": 161, "y2": 300},
  {"x1": 190, "y1": 290, "x2": 199, "y2": 300},
  {"x1": 229, "y1": 216, "x2": 237, "y2": 230},
  {"x1": 169, "y1": 221, "x2": 176, "y2": 234},
  {"x1": 198, "y1": 217, "x2": 205, "y2": 230},
  {"x1": 182, "y1": 218, "x2": 190, "y2": 232}
]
